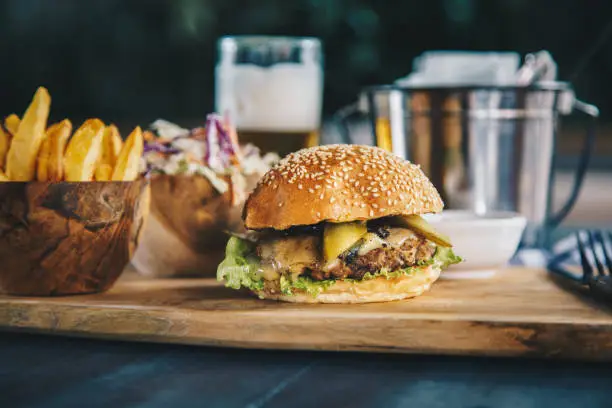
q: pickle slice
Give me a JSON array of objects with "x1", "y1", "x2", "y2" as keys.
[
  {"x1": 394, "y1": 215, "x2": 452, "y2": 247},
  {"x1": 323, "y1": 221, "x2": 367, "y2": 261}
]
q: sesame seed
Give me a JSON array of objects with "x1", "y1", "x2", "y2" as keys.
[
  {"x1": 278, "y1": 202, "x2": 283, "y2": 207},
  {"x1": 298, "y1": 184, "x2": 303, "y2": 190},
  {"x1": 330, "y1": 197, "x2": 336, "y2": 203},
  {"x1": 369, "y1": 209, "x2": 374, "y2": 216},
  {"x1": 372, "y1": 203, "x2": 379, "y2": 208},
  {"x1": 308, "y1": 188, "x2": 314, "y2": 193}
]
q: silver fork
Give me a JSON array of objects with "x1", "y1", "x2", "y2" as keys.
[{"x1": 575, "y1": 231, "x2": 612, "y2": 302}]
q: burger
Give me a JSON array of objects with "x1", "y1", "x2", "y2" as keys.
[{"x1": 217, "y1": 144, "x2": 461, "y2": 303}]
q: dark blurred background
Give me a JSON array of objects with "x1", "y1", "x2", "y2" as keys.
[{"x1": 0, "y1": 0, "x2": 611, "y2": 166}]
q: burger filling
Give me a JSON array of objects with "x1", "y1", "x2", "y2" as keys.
[
  {"x1": 257, "y1": 227, "x2": 434, "y2": 281},
  {"x1": 218, "y1": 215, "x2": 461, "y2": 298}
]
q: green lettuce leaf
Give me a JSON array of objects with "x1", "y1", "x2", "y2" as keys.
[
  {"x1": 217, "y1": 237, "x2": 462, "y2": 297},
  {"x1": 434, "y1": 246, "x2": 463, "y2": 268},
  {"x1": 216, "y1": 237, "x2": 263, "y2": 291},
  {"x1": 280, "y1": 275, "x2": 336, "y2": 297}
]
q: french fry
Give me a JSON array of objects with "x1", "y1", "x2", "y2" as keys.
[
  {"x1": 95, "y1": 125, "x2": 122, "y2": 181},
  {"x1": 0, "y1": 169, "x2": 8, "y2": 181},
  {"x1": 36, "y1": 138, "x2": 50, "y2": 182},
  {"x1": 0, "y1": 114, "x2": 17, "y2": 171},
  {"x1": 95, "y1": 125, "x2": 121, "y2": 181},
  {"x1": 4, "y1": 114, "x2": 21, "y2": 136},
  {"x1": 111, "y1": 126, "x2": 143, "y2": 181},
  {"x1": 64, "y1": 119, "x2": 105, "y2": 181},
  {"x1": 95, "y1": 164, "x2": 113, "y2": 181},
  {"x1": 0, "y1": 126, "x2": 10, "y2": 171},
  {"x1": 46, "y1": 119, "x2": 72, "y2": 181},
  {"x1": 5, "y1": 88, "x2": 51, "y2": 181},
  {"x1": 107, "y1": 125, "x2": 123, "y2": 162}
]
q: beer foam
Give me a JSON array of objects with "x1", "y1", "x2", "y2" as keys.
[{"x1": 216, "y1": 63, "x2": 323, "y2": 132}]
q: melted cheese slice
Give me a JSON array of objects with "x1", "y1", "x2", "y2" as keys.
[
  {"x1": 385, "y1": 228, "x2": 418, "y2": 248},
  {"x1": 257, "y1": 235, "x2": 321, "y2": 280}
]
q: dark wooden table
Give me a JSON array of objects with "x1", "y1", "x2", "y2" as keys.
[{"x1": 1, "y1": 332, "x2": 611, "y2": 408}]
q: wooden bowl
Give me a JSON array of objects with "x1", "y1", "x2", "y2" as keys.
[
  {"x1": 132, "y1": 174, "x2": 256, "y2": 278},
  {"x1": 0, "y1": 180, "x2": 149, "y2": 296}
]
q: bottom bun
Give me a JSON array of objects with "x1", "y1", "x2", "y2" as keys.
[{"x1": 254, "y1": 264, "x2": 441, "y2": 304}]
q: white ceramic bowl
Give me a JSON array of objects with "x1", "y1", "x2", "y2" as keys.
[{"x1": 423, "y1": 210, "x2": 527, "y2": 278}]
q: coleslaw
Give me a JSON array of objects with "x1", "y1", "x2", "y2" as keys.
[{"x1": 140, "y1": 114, "x2": 279, "y2": 204}]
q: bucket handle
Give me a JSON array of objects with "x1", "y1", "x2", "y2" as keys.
[
  {"x1": 333, "y1": 91, "x2": 384, "y2": 146},
  {"x1": 547, "y1": 99, "x2": 599, "y2": 228},
  {"x1": 332, "y1": 101, "x2": 361, "y2": 145}
]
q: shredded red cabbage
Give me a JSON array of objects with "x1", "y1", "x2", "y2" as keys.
[
  {"x1": 215, "y1": 119, "x2": 236, "y2": 166},
  {"x1": 200, "y1": 114, "x2": 241, "y2": 170},
  {"x1": 202, "y1": 117, "x2": 212, "y2": 165},
  {"x1": 144, "y1": 142, "x2": 181, "y2": 155},
  {"x1": 144, "y1": 114, "x2": 243, "y2": 174}
]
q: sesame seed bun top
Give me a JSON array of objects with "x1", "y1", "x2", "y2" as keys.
[{"x1": 243, "y1": 144, "x2": 444, "y2": 230}]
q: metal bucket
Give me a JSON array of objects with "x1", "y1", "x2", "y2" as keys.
[{"x1": 336, "y1": 82, "x2": 598, "y2": 248}]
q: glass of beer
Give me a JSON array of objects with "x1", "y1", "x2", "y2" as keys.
[{"x1": 215, "y1": 36, "x2": 323, "y2": 156}]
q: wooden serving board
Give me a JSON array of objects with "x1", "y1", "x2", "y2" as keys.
[{"x1": 1, "y1": 267, "x2": 611, "y2": 361}]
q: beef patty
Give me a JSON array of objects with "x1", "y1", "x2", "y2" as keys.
[{"x1": 309, "y1": 235, "x2": 434, "y2": 280}]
